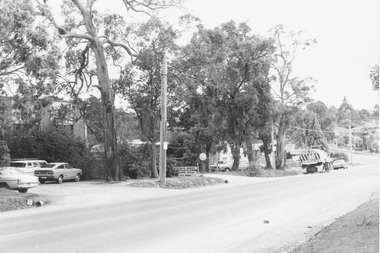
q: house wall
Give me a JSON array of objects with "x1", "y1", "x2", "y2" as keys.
[{"x1": 1, "y1": 96, "x2": 87, "y2": 143}]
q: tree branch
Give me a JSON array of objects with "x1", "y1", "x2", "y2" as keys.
[{"x1": 103, "y1": 38, "x2": 137, "y2": 62}]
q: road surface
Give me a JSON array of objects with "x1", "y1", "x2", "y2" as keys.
[{"x1": 0, "y1": 153, "x2": 378, "y2": 253}]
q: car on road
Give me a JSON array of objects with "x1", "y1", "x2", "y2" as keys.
[
  {"x1": 332, "y1": 159, "x2": 348, "y2": 170},
  {"x1": 34, "y1": 162, "x2": 82, "y2": 184},
  {"x1": 0, "y1": 167, "x2": 39, "y2": 193}
]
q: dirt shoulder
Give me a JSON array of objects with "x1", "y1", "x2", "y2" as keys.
[{"x1": 289, "y1": 192, "x2": 379, "y2": 253}]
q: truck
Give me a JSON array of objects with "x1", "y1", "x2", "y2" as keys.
[{"x1": 291, "y1": 149, "x2": 331, "y2": 173}]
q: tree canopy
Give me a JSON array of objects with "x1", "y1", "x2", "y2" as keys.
[
  {"x1": 270, "y1": 24, "x2": 316, "y2": 169},
  {"x1": 175, "y1": 21, "x2": 274, "y2": 169}
]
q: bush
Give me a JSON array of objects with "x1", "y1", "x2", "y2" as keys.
[
  {"x1": 244, "y1": 161, "x2": 302, "y2": 177},
  {"x1": 166, "y1": 159, "x2": 179, "y2": 177},
  {"x1": 118, "y1": 143, "x2": 151, "y2": 179},
  {"x1": 5, "y1": 128, "x2": 95, "y2": 179},
  {"x1": 0, "y1": 140, "x2": 10, "y2": 167},
  {"x1": 245, "y1": 162, "x2": 264, "y2": 177}
]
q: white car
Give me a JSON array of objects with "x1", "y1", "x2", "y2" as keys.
[
  {"x1": 217, "y1": 160, "x2": 250, "y2": 172},
  {"x1": 332, "y1": 159, "x2": 348, "y2": 170},
  {"x1": 9, "y1": 160, "x2": 42, "y2": 175},
  {"x1": 0, "y1": 167, "x2": 39, "y2": 193}
]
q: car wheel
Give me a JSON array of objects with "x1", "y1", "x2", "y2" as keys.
[
  {"x1": 74, "y1": 174, "x2": 81, "y2": 182},
  {"x1": 39, "y1": 179, "x2": 46, "y2": 184},
  {"x1": 0, "y1": 183, "x2": 10, "y2": 190},
  {"x1": 18, "y1": 188, "x2": 28, "y2": 193},
  {"x1": 56, "y1": 176, "x2": 63, "y2": 184},
  {"x1": 225, "y1": 168, "x2": 230, "y2": 172}
]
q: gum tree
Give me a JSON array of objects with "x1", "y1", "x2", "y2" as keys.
[
  {"x1": 177, "y1": 21, "x2": 274, "y2": 170},
  {"x1": 115, "y1": 18, "x2": 179, "y2": 178},
  {"x1": 370, "y1": 64, "x2": 379, "y2": 91},
  {"x1": 270, "y1": 24, "x2": 316, "y2": 169},
  {"x1": 0, "y1": 0, "x2": 61, "y2": 124},
  {"x1": 37, "y1": 0, "x2": 180, "y2": 181}
]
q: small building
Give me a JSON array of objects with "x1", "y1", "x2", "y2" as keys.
[{"x1": 0, "y1": 96, "x2": 87, "y2": 143}]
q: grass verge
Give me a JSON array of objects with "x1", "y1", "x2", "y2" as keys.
[
  {"x1": 219, "y1": 168, "x2": 303, "y2": 177},
  {"x1": 127, "y1": 176, "x2": 226, "y2": 189},
  {"x1": 0, "y1": 189, "x2": 50, "y2": 212},
  {"x1": 290, "y1": 192, "x2": 379, "y2": 253}
]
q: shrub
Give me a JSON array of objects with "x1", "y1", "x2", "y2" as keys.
[
  {"x1": 118, "y1": 143, "x2": 151, "y2": 179},
  {"x1": 5, "y1": 128, "x2": 94, "y2": 179},
  {"x1": 0, "y1": 140, "x2": 10, "y2": 167},
  {"x1": 244, "y1": 162, "x2": 302, "y2": 177},
  {"x1": 166, "y1": 159, "x2": 179, "y2": 177},
  {"x1": 245, "y1": 162, "x2": 264, "y2": 177}
]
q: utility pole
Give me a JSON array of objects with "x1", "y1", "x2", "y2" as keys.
[
  {"x1": 349, "y1": 125, "x2": 353, "y2": 165},
  {"x1": 159, "y1": 56, "x2": 167, "y2": 184},
  {"x1": 271, "y1": 122, "x2": 276, "y2": 169}
]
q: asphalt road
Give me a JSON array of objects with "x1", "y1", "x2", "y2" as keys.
[{"x1": 0, "y1": 153, "x2": 378, "y2": 253}]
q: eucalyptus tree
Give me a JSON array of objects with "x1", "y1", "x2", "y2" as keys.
[
  {"x1": 337, "y1": 97, "x2": 361, "y2": 125},
  {"x1": 270, "y1": 24, "x2": 316, "y2": 169},
  {"x1": 306, "y1": 100, "x2": 335, "y2": 140},
  {"x1": 305, "y1": 112, "x2": 328, "y2": 151},
  {"x1": 370, "y1": 64, "x2": 379, "y2": 91},
  {"x1": 0, "y1": 0, "x2": 61, "y2": 124},
  {"x1": 177, "y1": 21, "x2": 274, "y2": 170},
  {"x1": 37, "y1": 0, "x2": 181, "y2": 181},
  {"x1": 289, "y1": 110, "x2": 328, "y2": 150},
  {"x1": 115, "y1": 18, "x2": 179, "y2": 178}
]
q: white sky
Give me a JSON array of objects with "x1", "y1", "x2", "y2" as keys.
[
  {"x1": 178, "y1": 0, "x2": 380, "y2": 111},
  {"x1": 53, "y1": 0, "x2": 380, "y2": 111}
]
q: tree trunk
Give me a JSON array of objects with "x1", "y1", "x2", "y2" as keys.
[
  {"x1": 92, "y1": 44, "x2": 119, "y2": 181},
  {"x1": 205, "y1": 141, "x2": 213, "y2": 172},
  {"x1": 246, "y1": 138, "x2": 254, "y2": 163},
  {"x1": 231, "y1": 144, "x2": 241, "y2": 170},
  {"x1": 276, "y1": 121, "x2": 287, "y2": 169},
  {"x1": 261, "y1": 137, "x2": 272, "y2": 169},
  {"x1": 150, "y1": 141, "x2": 158, "y2": 178}
]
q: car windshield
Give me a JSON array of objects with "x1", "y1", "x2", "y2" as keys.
[
  {"x1": 0, "y1": 168, "x2": 24, "y2": 175},
  {"x1": 14, "y1": 168, "x2": 27, "y2": 174},
  {"x1": 9, "y1": 162, "x2": 26, "y2": 168},
  {"x1": 41, "y1": 164, "x2": 57, "y2": 168}
]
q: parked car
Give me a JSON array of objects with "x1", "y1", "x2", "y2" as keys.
[
  {"x1": 210, "y1": 161, "x2": 226, "y2": 172},
  {"x1": 216, "y1": 161, "x2": 233, "y2": 172},
  {"x1": 9, "y1": 160, "x2": 41, "y2": 175},
  {"x1": 332, "y1": 159, "x2": 348, "y2": 170},
  {"x1": 34, "y1": 163, "x2": 82, "y2": 184},
  {"x1": 0, "y1": 167, "x2": 39, "y2": 193},
  {"x1": 216, "y1": 160, "x2": 250, "y2": 172},
  {"x1": 36, "y1": 160, "x2": 48, "y2": 166}
]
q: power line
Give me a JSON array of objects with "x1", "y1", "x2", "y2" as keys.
[{"x1": 289, "y1": 126, "x2": 338, "y2": 134}]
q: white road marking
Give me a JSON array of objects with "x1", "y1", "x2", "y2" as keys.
[{"x1": 0, "y1": 230, "x2": 35, "y2": 238}]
